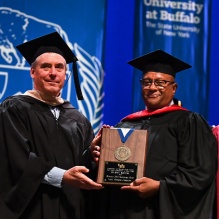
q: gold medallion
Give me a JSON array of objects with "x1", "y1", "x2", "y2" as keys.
[{"x1": 114, "y1": 146, "x2": 131, "y2": 161}]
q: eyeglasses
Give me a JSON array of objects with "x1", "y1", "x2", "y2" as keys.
[{"x1": 139, "y1": 79, "x2": 175, "y2": 88}]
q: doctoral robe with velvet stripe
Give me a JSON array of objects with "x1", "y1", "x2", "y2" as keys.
[
  {"x1": 0, "y1": 95, "x2": 94, "y2": 219},
  {"x1": 91, "y1": 108, "x2": 217, "y2": 219}
]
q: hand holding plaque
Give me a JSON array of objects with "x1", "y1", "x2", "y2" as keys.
[{"x1": 97, "y1": 127, "x2": 147, "y2": 185}]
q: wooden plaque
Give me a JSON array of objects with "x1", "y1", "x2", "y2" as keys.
[{"x1": 97, "y1": 128, "x2": 147, "y2": 185}]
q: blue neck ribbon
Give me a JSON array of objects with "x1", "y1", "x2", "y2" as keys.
[{"x1": 117, "y1": 128, "x2": 134, "y2": 143}]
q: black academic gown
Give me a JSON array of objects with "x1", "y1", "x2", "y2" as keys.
[
  {"x1": 0, "y1": 95, "x2": 94, "y2": 219},
  {"x1": 91, "y1": 108, "x2": 217, "y2": 219}
]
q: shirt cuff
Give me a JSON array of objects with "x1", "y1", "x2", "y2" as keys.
[{"x1": 43, "y1": 167, "x2": 66, "y2": 188}]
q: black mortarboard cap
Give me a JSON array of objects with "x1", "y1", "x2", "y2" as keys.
[
  {"x1": 128, "y1": 49, "x2": 191, "y2": 78},
  {"x1": 16, "y1": 32, "x2": 83, "y2": 100}
]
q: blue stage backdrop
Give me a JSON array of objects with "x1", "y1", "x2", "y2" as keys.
[
  {"x1": 1, "y1": 0, "x2": 219, "y2": 130},
  {"x1": 132, "y1": 0, "x2": 211, "y2": 119},
  {"x1": 0, "y1": 1, "x2": 106, "y2": 134}
]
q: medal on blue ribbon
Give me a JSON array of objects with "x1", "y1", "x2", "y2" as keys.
[{"x1": 114, "y1": 128, "x2": 134, "y2": 161}]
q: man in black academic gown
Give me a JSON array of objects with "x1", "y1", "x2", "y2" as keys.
[
  {"x1": 0, "y1": 32, "x2": 103, "y2": 219},
  {"x1": 91, "y1": 50, "x2": 217, "y2": 219}
]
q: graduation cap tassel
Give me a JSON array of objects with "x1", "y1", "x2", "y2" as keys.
[{"x1": 73, "y1": 61, "x2": 84, "y2": 100}]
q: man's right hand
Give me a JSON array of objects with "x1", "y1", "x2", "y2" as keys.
[{"x1": 62, "y1": 166, "x2": 104, "y2": 190}]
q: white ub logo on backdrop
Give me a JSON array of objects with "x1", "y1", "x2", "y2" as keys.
[{"x1": 0, "y1": 7, "x2": 104, "y2": 134}]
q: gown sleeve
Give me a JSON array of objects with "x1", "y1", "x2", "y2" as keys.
[
  {"x1": 0, "y1": 98, "x2": 53, "y2": 218},
  {"x1": 159, "y1": 113, "x2": 217, "y2": 219}
]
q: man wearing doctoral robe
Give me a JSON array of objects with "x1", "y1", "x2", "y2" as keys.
[
  {"x1": 90, "y1": 50, "x2": 217, "y2": 219},
  {"x1": 0, "y1": 32, "x2": 100, "y2": 219}
]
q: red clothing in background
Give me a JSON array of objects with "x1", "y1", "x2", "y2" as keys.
[{"x1": 213, "y1": 125, "x2": 219, "y2": 219}]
